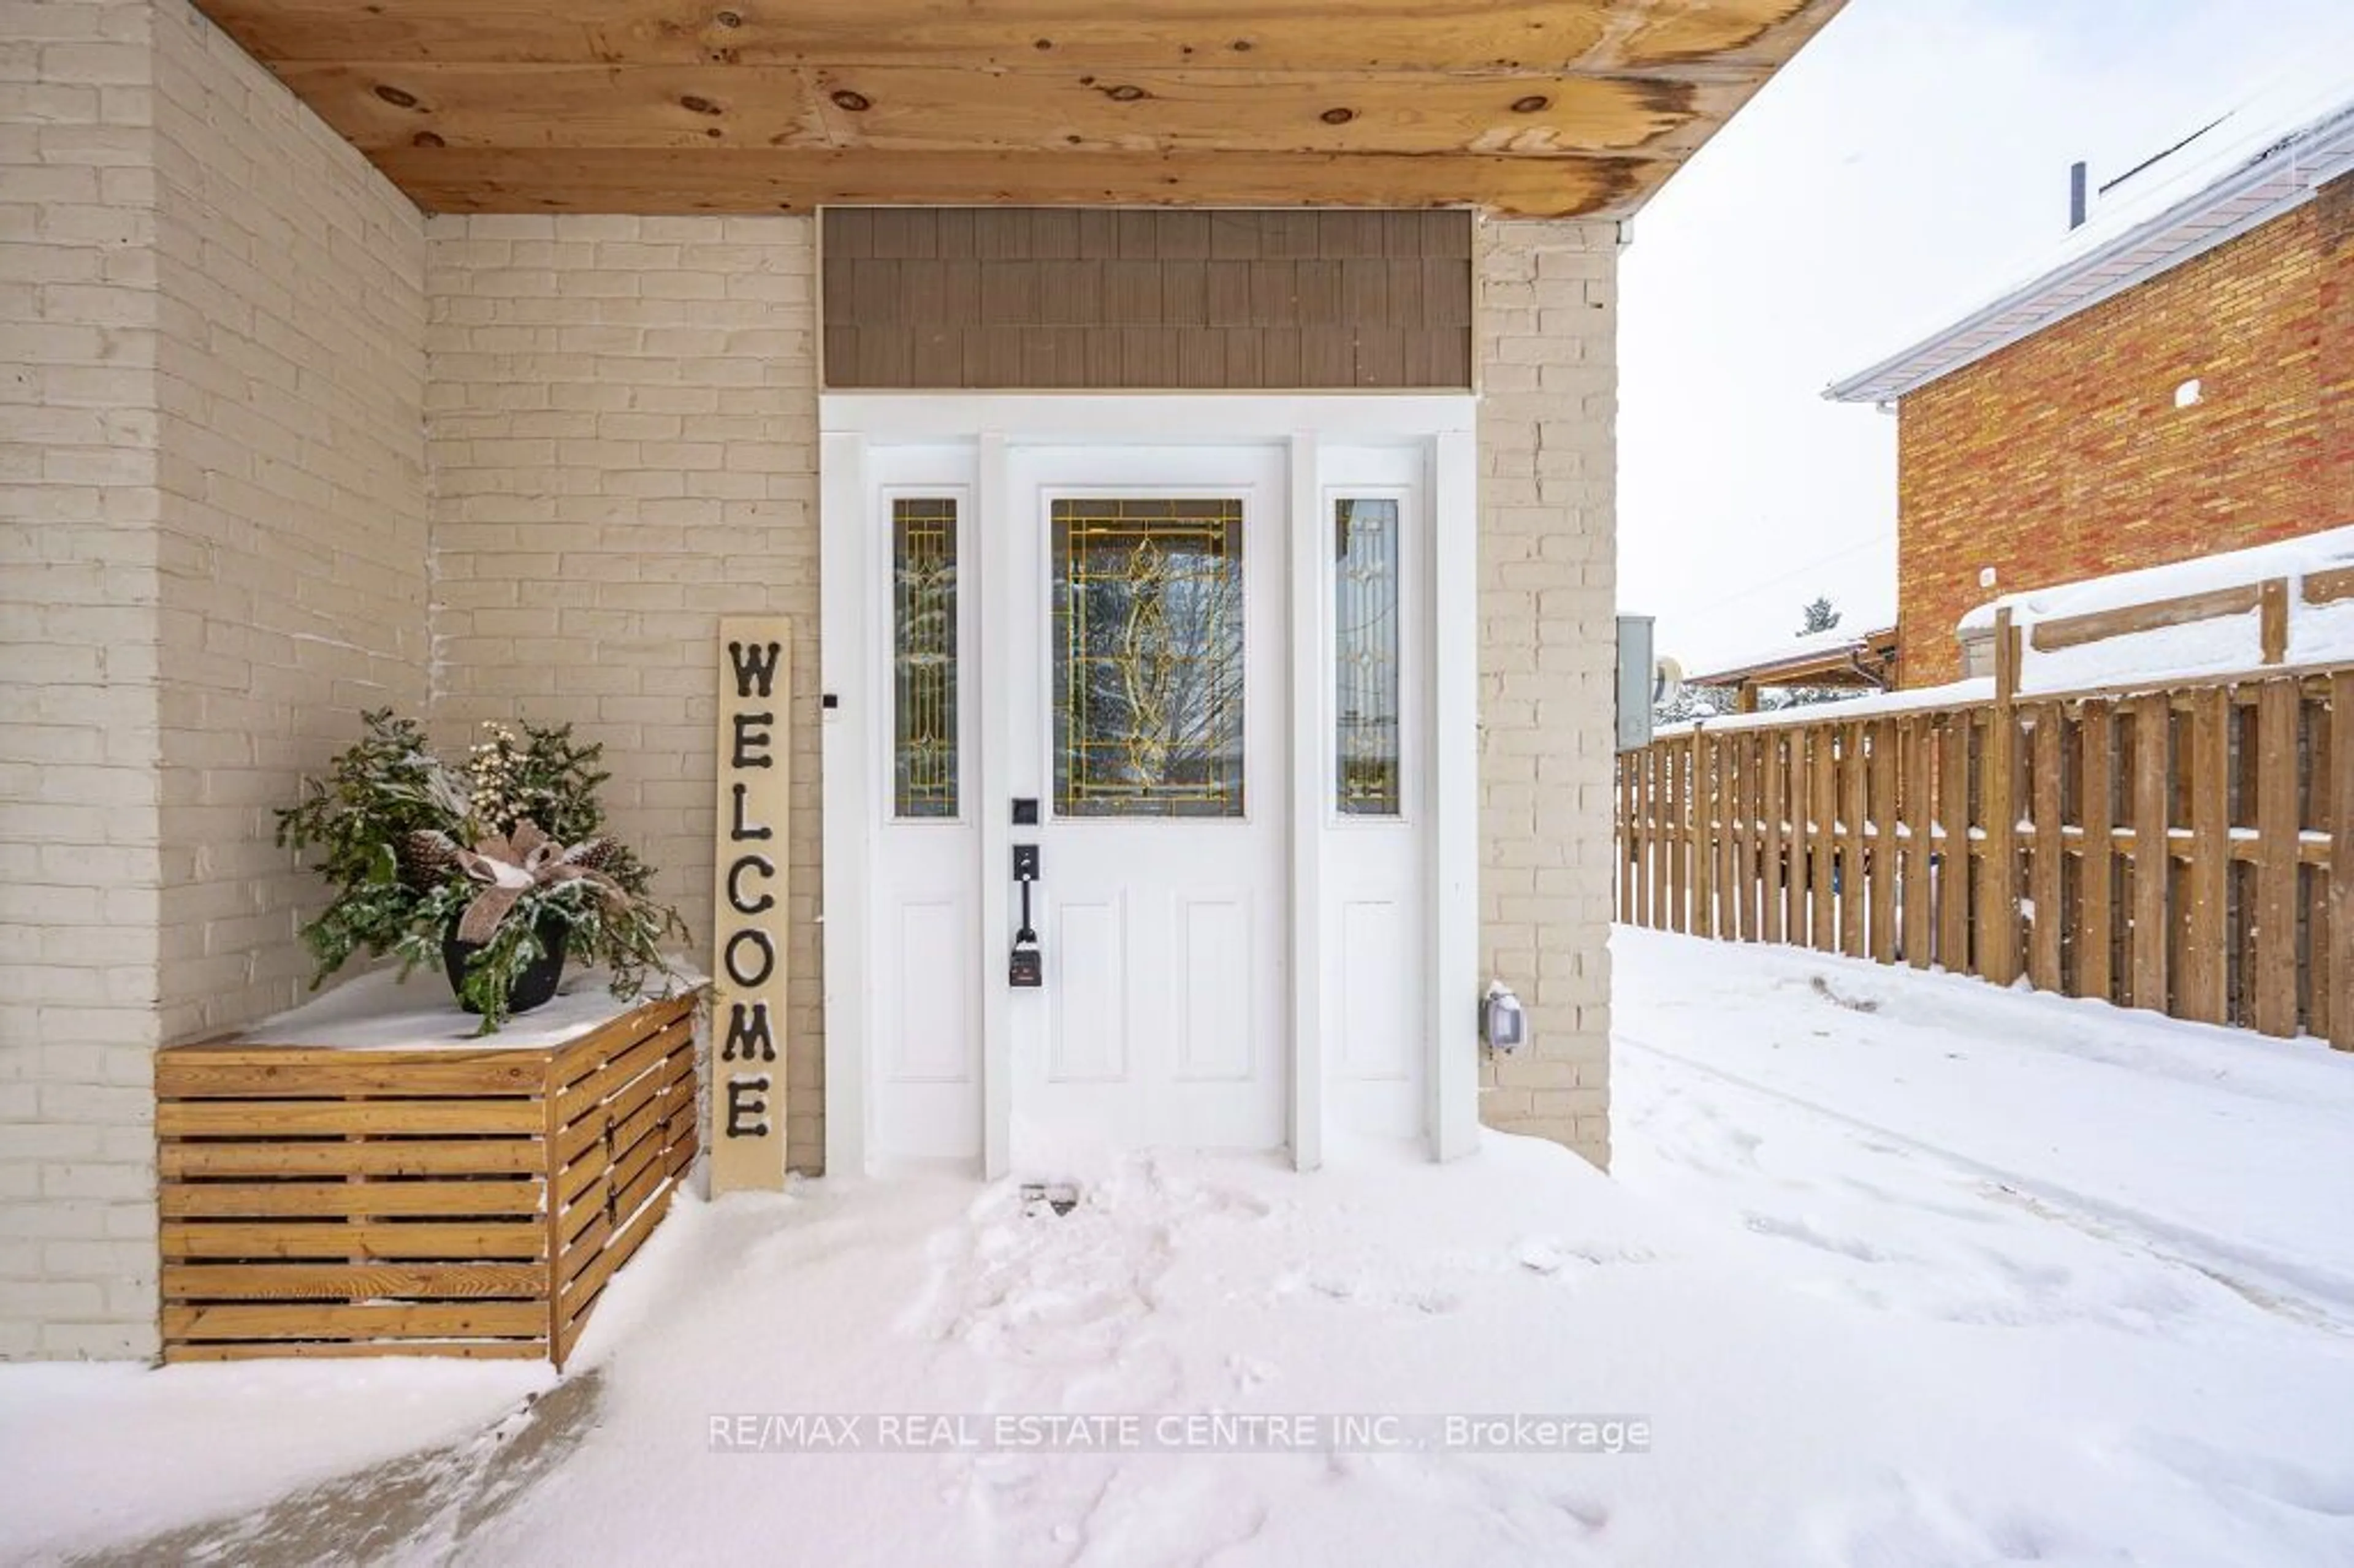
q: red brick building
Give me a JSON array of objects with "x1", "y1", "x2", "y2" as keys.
[{"x1": 1830, "y1": 88, "x2": 2354, "y2": 688}]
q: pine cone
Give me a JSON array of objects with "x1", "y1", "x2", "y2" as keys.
[
  {"x1": 565, "y1": 837, "x2": 623, "y2": 873},
  {"x1": 399, "y1": 829, "x2": 466, "y2": 891}
]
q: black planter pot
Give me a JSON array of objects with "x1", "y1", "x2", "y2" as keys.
[{"x1": 441, "y1": 917, "x2": 569, "y2": 1016}]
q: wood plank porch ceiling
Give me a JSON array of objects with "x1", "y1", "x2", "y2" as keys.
[{"x1": 193, "y1": 1, "x2": 1846, "y2": 217}]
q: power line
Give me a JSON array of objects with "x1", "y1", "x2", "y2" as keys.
[{"x1": 1659, "y1": 529, "x2": 1895, "y2": 619}]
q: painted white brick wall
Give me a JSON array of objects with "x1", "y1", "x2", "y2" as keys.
[
  {"x1": 1474, "y1": 218, "x2": 1618, "y2": 1170},
  {"x1": 2, "y1": 0, "x2": 167, "y2": 1363},
  {"x1": 424, "y1": 214, "x2": 824, "y2": 1168},
  {"x1": 150, "y1": 0, "x2": 428, "y2": 1046},
  {"x1": 0, "y1": 0, "x2": 427, "y2": 1360}
]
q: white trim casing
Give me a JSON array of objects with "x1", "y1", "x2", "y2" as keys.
[
  {"x1": 1429, "y1": 429, "x2": 1481, "y2": 1162},
  {"x1": 819, "y1": 430, "x2": 872, "y2": 1178},
  {"x1": 977, "y1": 433, "x2": 1014, "y2": 1181},
  {"x1": 1286, "y1": 431, "x2": 1325, "y2": 1171}
]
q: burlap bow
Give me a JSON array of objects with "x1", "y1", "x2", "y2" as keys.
[{"x1": 438, "y1": 820, "x2": 627, "y2": 943}]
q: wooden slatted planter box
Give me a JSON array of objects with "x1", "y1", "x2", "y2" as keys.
[{"x1": 158, "y1": 984, "x2": 702, "y2": 1366}]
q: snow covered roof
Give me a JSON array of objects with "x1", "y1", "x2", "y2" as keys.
[
  {"x1": 1684, "y1": 623, "x2": 1899, "y2": 688},
  {"x1": 1825, "y1": 61, "x2": 2354, "y2": 406}
]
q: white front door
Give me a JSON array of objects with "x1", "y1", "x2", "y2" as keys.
[
  {"x1": 823, "y1": 395, "x2": 1483, "y2": 1179},
  {"x1": 1005, "y1": 447, "x2": 1289, "y2": 1158}
]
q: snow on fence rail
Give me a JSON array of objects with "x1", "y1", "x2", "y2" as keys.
[{"x1": 1617, "y1": 657, "x2": 2354, "y2": 1047}]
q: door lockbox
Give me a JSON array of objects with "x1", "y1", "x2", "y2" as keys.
[{"x1": 1008, "y1": 942, "x2": 1043, "y2": 988}]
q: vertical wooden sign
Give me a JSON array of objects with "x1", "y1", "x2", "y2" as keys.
[{"x1": 711, "y1": 618, "x2": 791, "y2": 1193}]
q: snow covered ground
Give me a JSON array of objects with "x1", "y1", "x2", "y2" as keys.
[{"x1": 7, "y1": 930, "x2": 2354, "y2": 1566}]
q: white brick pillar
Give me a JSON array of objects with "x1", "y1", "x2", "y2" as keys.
[
  {"x1": 0, "y1": 0, "x2": 430, "y2": 1360},
  {"x1": 1473, "y1": 218, "x2": 1619, "y2": 1169}
]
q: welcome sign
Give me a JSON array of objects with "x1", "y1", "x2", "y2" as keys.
[{"x1": 710, "y1": 618, "x2": 791, "y2": 1192}]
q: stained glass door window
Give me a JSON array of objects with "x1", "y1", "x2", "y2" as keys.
[
  {"x1": 1335, "y1": 497, "x2": 1401, "y2": 815},
  {"x1": 1051, "y1": 498, "x2": 1245, "y2": 818},
  {"x1": 893, "y1": 497, "x2": 959, "y2": 818}
]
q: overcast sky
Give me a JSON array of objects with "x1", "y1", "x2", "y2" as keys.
[{"x1": 1618, "y1": 0, "x2": 2354, "y2": 674}]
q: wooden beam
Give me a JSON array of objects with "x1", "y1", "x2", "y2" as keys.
[
  {"x1": 2333, "y1": 672, "x2": 2354, "y2": 1049},
  {"x1": 279, "y1": 62, "x2": 1711, "y2": 158},
  {"x1": 2077, "y1": 699, "x2": 2114, "y2": 1005},
  {"x1": 373, "y1": 145, "x2": 1644, "y2": 215},
  {"x1": 1900, "y1": 715, "x2": 1929, "y2": 968},
  {"x1": 2029, "y1": 582, "x2": 2266, "y2": 654},
  {"x1": 2128, "y1": 695, "x2": 2170, "y2": 1012},
  {"x1": 2179, "y1": 687, "x2": 2230, "y2": 1024},
  {"x1": 197, "y1": 0, "x2": 1818, "y2": 75},
  {"x1": 2252, "y1": 680, "x2": 2299, "y2": 1036}
]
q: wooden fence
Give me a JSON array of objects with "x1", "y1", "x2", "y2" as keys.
[{"x1": 1618, "y1": 661, "x2": 2354, "y2": 1046}]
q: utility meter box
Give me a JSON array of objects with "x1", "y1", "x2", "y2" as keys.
[{"x1": 1615, "y1": 615, "x2": 1656, "y2": 753}]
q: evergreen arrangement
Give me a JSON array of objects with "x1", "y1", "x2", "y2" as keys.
[{"x1": 276, "y1": 710, "x2": 686, "y2": 1031}]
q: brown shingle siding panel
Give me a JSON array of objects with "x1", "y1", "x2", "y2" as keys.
[
  {"x1": 820, "y1": 208, "x2": 1471, "y2": 388},
  {"x1": 1084, "y1": 327, "x2": 1123, "y2": 386},
  {"x1": 901, "y1": 259, "x2": 946, "y2": 323},
  {"x1": 1419, "y1": 209, "x2": 1474, "y2": 258},
  {"x1": 939, "y1": 263, "x2": 980, "y2": 326},
  {"x1": 1176, "y1": 327, "x2": 1225, "y2": 389},
  {"x1": 1386, "y1": 258, "x2": 1426, "y2": 327},
  {"x1": 869, "y1": 208, "x2": 934, "y2": 259},
  {"x1": 1295, "y1": 260, "x2": 1344, "y2": 325},
  {"x1": 909, "y1": 327, "x2": 961, "y2": 386},
  {"x1": 1248, "y1": 261, "x2": 1297, "y2": 324},
  {"x1": 1103, "y1": 259, "x2": 1161, "y2": 324},
  {"x1": 935, "y1": 207, "x2": 978, "y2": 259},
  {"x1": 1222, "y1": 328, "x2": 1263, "y2": 386},
  {"x1": 1162, "y1": 261, "x2": 1208, "y2": 327},
  {"x1": 1320, "y1": 210, "x2": 1387, "y2": 257},
  {"x1": 1038, "y1": 260, "x2": 1102, "y2": 325},
  {"x1": 1206, "y1": 260, "x2": 1252, "y2": 326},
  {"x1": 1300, "y1": 326, "x2": 1353, "y2": 386},
  {"x1": 975, "y1": 213, "x2": 1034, "y2": 261},
  {"x1": 1342, "y1": 257, "x2": 1390, "y2": 323},
  {"x1": 1259, "y1": 327, "x2": 1302, "y2": 387},
  {"x1": 979, "y1": 263, "x2": 1040, "y2": 325},
  {"x1": 1030, "y1": 208, "x2": 1081, "y2": 261},
  {"x1": 1417, "y1": 329, "x2": 1471, "y2": 388},
  {"x1": 1156, "y1": 210, "x2": 1211, "y2": 260},
  {"x1": 1208, "y1": 212, "x2": 1263, "y2": 261},
  {"x1": 850, "y1": 257, "x2": 901, "y2": 324},
  {"x1": 858, "y1": 327, "x2": 913, "y2": 388},
  {"x1": 1117, "y1": 210, "x2": 1160, "y2": 260},
  {"x1": 1121, "y1": 325, "x2": 1176, "y2": 386},
  {"x1": 1423, "y1": 256, "x2": 1472, "y2": 326},
  {"x1": 1078, "y1": 209, "x2": 1122, "y2": 259},
  {"x1": 1262, "y1": 210, "x2": 1322, "y2": 259},
  {"x1": 823, "y1": 324, "x2": 858, "y2": 384},
  {"x1": 827, "y1": 207, "x2": 874, "y2": 259},
  {"x1": 1355, "y1": 326, "x2": 1405, "y2": 387}
]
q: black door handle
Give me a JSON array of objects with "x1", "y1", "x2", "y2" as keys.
[{"x1": 1010, "y1": 843, "x2": 1043, "y2": 987}]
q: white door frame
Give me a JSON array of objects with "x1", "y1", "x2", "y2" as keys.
[{"x1": 820, "y1": 394, "x2": 1480, "y2": 1178}]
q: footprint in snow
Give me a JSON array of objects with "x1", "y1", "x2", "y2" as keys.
[
  {"x1": 1743, "y1": 1210, "x2": 1890, "y2": 1263},
  {"x1": 1516, "y1": 1238, "x2": 1569, "y2": 1275},
  {"x1": 1227, "y1": 1352, "x2": 1277, "y2": 1393},
  {"x1": 2133, "y1": 1432, "x2": 2354, "y2": 1519}
]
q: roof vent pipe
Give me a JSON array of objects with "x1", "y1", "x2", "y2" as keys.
[{"x1": 2068, "y1": 160, "x2": 2089, "y2": 230}]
